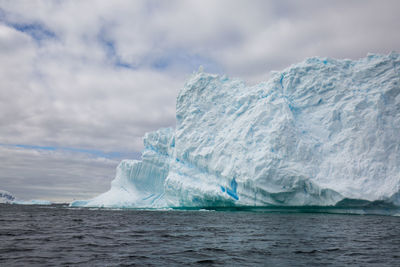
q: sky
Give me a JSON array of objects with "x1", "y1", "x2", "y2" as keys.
[{"x1": 0, "y1": 0, "x2": 399, "y2": 202}]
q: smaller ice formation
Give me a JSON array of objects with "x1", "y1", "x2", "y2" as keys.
[
  {"x1": 71, "y1": 53, "x2": 400, "y2": 209},
  {"x1": 0, "y1": 190, "x2": 15, "y2": 204},
  {"x1": 12, "y1": 199, "x2": 52, "y2": 205},
  {"x1": 0, "y1": 190, "x2": 52, "y2": 205}
]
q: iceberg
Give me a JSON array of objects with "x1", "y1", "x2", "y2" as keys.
[
  {"x1": 71, "y1": 53, "x2": 400, "y2": 208},
  {"x1": 0, "y1": 190, "x2": 16, "y2": 204},
  {"x1": 0, "y1": 190, "x2": 52, "y2": 205}
]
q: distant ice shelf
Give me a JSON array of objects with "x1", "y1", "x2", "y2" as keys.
[
  {"x1": 71, "y1": 53, "x2": 400, "y2": 209},
  {"x1": 12, "y1": 199, "x2": 52, "y2": 205}
]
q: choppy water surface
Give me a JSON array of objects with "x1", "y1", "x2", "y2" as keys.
[{"x1": 0, "y1": 204, "x2": 399, "y2": 266}]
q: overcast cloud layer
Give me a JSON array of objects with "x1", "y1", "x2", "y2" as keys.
[{"x1": 0, "y1": 0, "x2": 399, "y2": 202}]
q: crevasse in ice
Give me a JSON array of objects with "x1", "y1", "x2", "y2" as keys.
[{"x1": 71, "y1": 53, "x2": 400, "y2": 208}]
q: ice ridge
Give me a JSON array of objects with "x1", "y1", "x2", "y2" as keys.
[{"x1": 71, "y1": 53, "x2": 400, "y2": 208}]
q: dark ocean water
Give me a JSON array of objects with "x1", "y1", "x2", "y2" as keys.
[{"x1": 0, "y1": 204, "x2": 399, "y2": 266}]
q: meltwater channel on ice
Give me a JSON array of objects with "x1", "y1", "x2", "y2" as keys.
[{"x1": 71, "y1": 53, "x2": 400, "y2": 209}]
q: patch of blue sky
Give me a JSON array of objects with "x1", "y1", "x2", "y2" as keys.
[
  {"x1": 97, "y1": 22, "x2": 222, "y2": 73},
  {"x1": 0, "y1": 143, "x2": 140, "y2": 160},
  {"x1": 150, "y1": 50, "x2": 223, "y2": 74},
  {"x1": 10, "y1": 22, "x2": 56, "y2": 41},
  {"x1": 15, "y1": 144, "x2": 56, "y2": 151},
  {"x1": 97, "y1": 30, "x2": 136, "y2": 70},
  {"x1": 0, "y1": 8, "x2": 57, "y2": 43}
]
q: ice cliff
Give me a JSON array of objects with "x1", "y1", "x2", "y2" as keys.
[{"x1": 71, "y1": 53, "x2": 400, "y2": 208}]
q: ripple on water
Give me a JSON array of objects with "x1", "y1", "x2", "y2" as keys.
[{"x1": 0, "y1": 204, "x2": 400, "y2": 266}]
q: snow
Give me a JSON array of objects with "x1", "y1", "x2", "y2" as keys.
[{"x1": 71, "y1": 53, "x2": 400, "y2": 208}]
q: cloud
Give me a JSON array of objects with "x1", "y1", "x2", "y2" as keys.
[
  {"x1": 0, "y1": 0, "x2": 399, "y2": 201},
  {"x1": 208, "y1": 0, "x2": 400, "y2": 81},
  {"x1": 0, "y1": 145, "x2": 119, "y2": 202}
]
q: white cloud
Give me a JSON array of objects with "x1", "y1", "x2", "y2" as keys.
[{"x1": 0, "y1": 145, "x2": 118, "y2": 202}]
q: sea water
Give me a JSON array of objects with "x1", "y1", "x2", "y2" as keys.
[{"x1": 0, "y1": 204, "x2": 399, "y2": 266}]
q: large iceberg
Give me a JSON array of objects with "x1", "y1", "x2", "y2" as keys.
[{"x1": 71, "y1": 53, "x2": 400, "y2": 208}]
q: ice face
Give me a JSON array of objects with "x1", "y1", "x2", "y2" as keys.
[
  {"x1": 71, "y1": 53, "x2": 400, "y2": 208},
  {"x1": 72, "y1": 128, "x2": 174, "y2": 208}
]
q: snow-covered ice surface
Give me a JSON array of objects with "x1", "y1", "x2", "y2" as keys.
[{"x1": 71, "y1": 53, "x2": 400, "y2": 209}]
